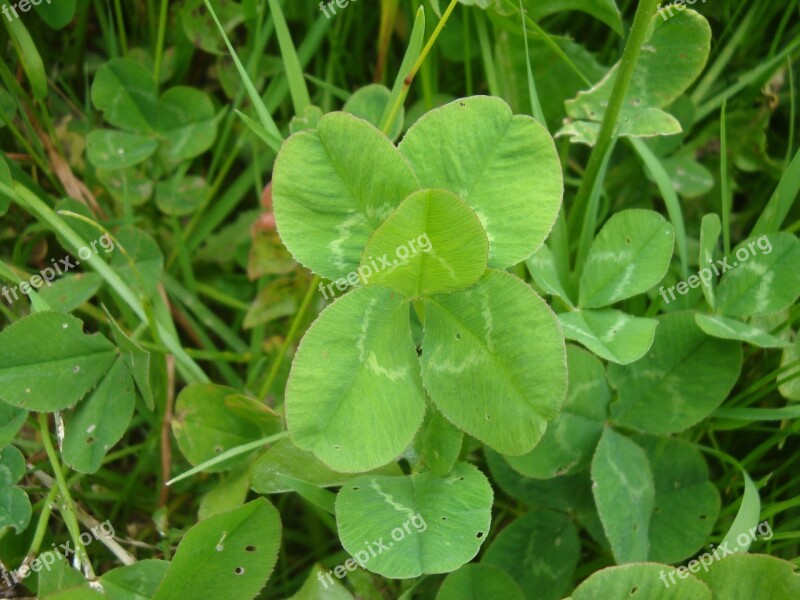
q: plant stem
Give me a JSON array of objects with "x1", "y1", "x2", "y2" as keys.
[
  {"x1": 38, "y1": 413, "x2": 95, "y2": 579},
  {"x1": 153, "y1": 0, "x2": 169, "y2": 85},
  {"x1": 567, "y1": 0, "x2": 661, "y2": 244}
]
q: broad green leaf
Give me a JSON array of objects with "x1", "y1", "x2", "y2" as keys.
[
  {"x1": 716, "y1": 233, "x2": 800, "y2": 318},
  {"x1": 579, "y1": 209, "x2": 675, "y2": 308},
  {"x1": 251, "y1": 438, "x2": 402, "y2": 494},
  {"x1": 91, "y1": 59, "x2": 158, "y2": 132},
  {"x1": 0, "y1": 312, "x2": 117, "y2": 411},
  {"x1": 173, "y1": 384, "x2": 281, "y2": 473},
  {"x1": 273, "y1": 112, "x2": 420, "y2": 281},
  {"x1": 0, "y1": 404, "x2": 27, "y2": 447},
  {"x1": 0, "y1": 486, "x2": 31, "y2": 533},
  {"x1": 558, "y1": 309, "x2": 659, "y2": 364},
  {"x1": 87, "y1": 130, "x2": 159, "y2": 170},
  {"x1": 34, "y1": 0, "x2": 78, "y2": 29},
  {"x1": 155, "y1": 176, "x2": 207, "y2": 216},
  {"x1": 694, "y1": 554, "x2": 800, "y2": 599},
  {"x1": 335, "y1": 463, "x2": 493, "y2": 578},
  {"x1": 482, "y1": 510, "x2": 579, "y2": 600},
  {"x1": 99, "y1": 560, "x2": 169, "y2": 600},
  {"x1": 699, "y1": 213, "x2": 722, "y2": 308},
  {"x1": 411, "y1": 406, "x2": 463, "y2": 476},
  {"x1": 421, "y1": 270, "x2": 567, "y2": 455},
  {"x1": 344, "y1": 84, "x2": 403, "y2": 141},
  {"x1": 286, "y1": 286, "x2": 425, "y2": 472},
  {"x1": 662, "y1": 155, "x2": 714, "y2": 198},
  {"x1": 560, "y1": 9, "x2": 711, "y2": 145},
  {"x1": 695, "y1": 314, "x2": 791, "y2": 348},
  {"x1": 505, "y1": 346, "x2": 609, "y2": 479},
  {"x1": 181, "y1": 0, "x2": 243, "y2": 55},
  {"x1": 570, "y1": 564, "x2": 711, "y2": 600},
  {"x1": 779, "y1": 336, "x2": 800, "y2": 401},
  {"x1": 38, "y1": 274, "x2": 103, "y2": 314},
  {"x1": 360, "y1": 189, "x2": 488, "y2": 297},
  {"x1": 105, "y1": 308, "x2": 154, "y2": 410},
  {"x1": 635, "y1": 436, "x2": 720, "y2": 563},
  {"x1": 156, "y1": 87, "x2": 218, "y2": 162},
  {"x1": 288, "y1": 564, "x2": 355, "y2": 600},
  {"x1": 437, "y1": 563, "x2": 525, "y2": 600},
  {"x1": 399, "y1": 96, "x2": 563, "y2": 268},
  {"x1": 513, "y1": 0, "x2": 623, "y2": 36},
  {"x1": 609, "y1": 312, "x2": 742, "y2": 434},
  {"x1": 592, "y1": 429, "x2": 655, "y2": 563},
  {"x1": 96, "y1": 168, "x2": 154, "y2": 207},
  {"x1": 37, "y1": 556, "x2": 90, "y2": 597},
  {"x1": 525, "y1": 244, "x2": 574, "y2": 307},
  {"x1": 152, "y1": 499, "x2": 281, "y2": 600},
  {"x1": 0, "y1": 445, "x2": 25, "y2": 485},
  {"x1": 199, "y1": 464, "x2": 252, "y2": 520},
  {"x1": 62, "y1": 357, "x2": 135, "y2": 474}
]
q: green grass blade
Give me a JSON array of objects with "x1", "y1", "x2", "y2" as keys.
[{"x1": 267, "y1": 0, "x2": 312, "y2": 115}]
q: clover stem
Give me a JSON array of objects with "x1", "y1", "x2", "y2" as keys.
[
  {"x1": 567, "y1": 0, "x2": 662, "y2": 251},
  {"x1": 381, "y1": 0, "x2": 459, "y2": 135},
  {"x1": 38, "y1": 412, "x2": 95, "y2": 579}
]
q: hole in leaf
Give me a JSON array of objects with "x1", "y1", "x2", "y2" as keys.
[
  {"x1": 476, "y1": 532, "x2": 484, "y2": 539},
  {"x1": 486, "y1": 414, "x2": 491, "y2": 420},
  {"x1": 625, "y1": 237, "x2": 632, "y2": 244},
  {"x1": 352, "y1": 487, "x2": 360, "y2": 491},
  {"x1": 699, "y1": 514, "x2": 708, "y2": 520},
  {"x1": 441, "y1": 516, "x2": 447, "y2": 521},
  {"x1": 245, "y1": 546, "x2": 257, "y2": 553},
  {"x1": 334, "y1": 444, "x2": 341, "y2": 450},
  {"x1": 86, "y1": 437, "x2": 95, "y2": 445},
  {"x1": 630, "y1": 587, "x2": 638, "y2": 595},
  {"x1": 214, "y1": 446, "x2": 223, "y2": 454},
  {"x1": 234, "y1": 567, "x2": 245, "y2": 575},
  {"x1": 455, "y1": 332, "x2": 461, "y2": 341}
]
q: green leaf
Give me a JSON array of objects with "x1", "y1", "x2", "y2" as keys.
[
  {"x1": 558, "y1": 309, "x2": 659, "y2": 364},
  {"x1": 560, "y1": 9, "x2": 711, "y2": 145},
  {"x1": 286, "y1": 286, "x2": 425, "y2": 472},
  {"x1": 0, "y1": 403, "x2": 27, "y2": 447},
  {"x1": 105, "y1": 308, "x2": 154, "y2": 410},
  {"x1": 609, "y1": 312, "x2": 742, "y2": 434},
  {"x1": 4, "y1": 16, "x2": 47, "y2": 100},
  {"x1": 34, "y1": 0, "x2": 78, "y2": 29},
  {"x1": 579, "y1": 209, "x2": 675, "y2": 308},
  {"x1": 411, "y1": 406, "x2": 463, "y2": 476},
  {"x1": 156, "y1": 87, "x2": 218, "y2": 162},
  {"x1": 482, "y1": 510, "x2": 579, "y2": 600},
  {"x1": 421, "y1": 270, "x2": 567, "y2": 455},
  {"x1": 570, "y1": 563, "x2": 711, "y2": 600},
  {"x1": 716, "y1": 233, "x2": 800, "y2": 318},
  {"x1": 437, "y1": 564, "x2": 525, "y2": 600},
  {"x1": 525, "y1": 244, "x2": 574, "y2": 307},
  {"x1": 360, "y1": 189, "x2": 488, "y2": 297},
  {"x1": 251, "y1": 438, "x2": 402, "y2": 495},
  {"x1": 109, "y1": 226, "x2": 164, "y2": 297},
  {"x1": 720, "y1": 469, "x2": 761, "y2": 554},
  {"x1": 91, "y1": 59, "x2": 158, "y2": 132},
  {"x1": 694, "y1": 554, "x2": 800, "y2": 599},
  {"x1": 399, "y1": 96, "x2": 563, "y2": 269},
  {"x1": 695, "y1": 314, "x2": 791, "y2": 349},
  {"x1": 273, "y1": 112, "x2": 420, "y2": 281},
  {"x1": 99, "y1": 560, "x2": 169, "y2": 600},
  {"x1": 699, "y1": 213, "x2": 722, "y2": 308},
  {"x1": 87, "y1": 130, "x2": 159, "y2": 170},
  {"x1": 173, "y1": 384, "x2": 281, "y2": 473},
  {"x1": 152, "y1": 499, "x2": 281, "y2": 600},
  {"x1": 592, "y1": 429, "x2": 655, "y2": 563},
  {"x1": 155, "y1": 176, "x2": 207, "y2": 217},
  {"x1": 38, "y1": 274, "x2": 104, "y2": 314},
  {"x1": 91, "y1": 59, "x2": 158, "y2": 133},
  {"x1": 335, "y1": 463, "x2": 493, "y2": 578},
  {"x1": 62, "y1": 357, "x2": 135, "y2": 474},
  {"x1": 0, "y1": 155, "x2": 11, "y2": 215},
  {"x1": 505, "y1": 346, "x2": 609, "y2": 479},
  {"x1": 287, "y1": 564, "x2": 355, "y2": 600},
  {"x1": 515, "y1": 0, "x2": 623, "y2": 36},
  {"x1": 0, "y1": 312, "x2": 117, "y2": 411},
  {"x1": 635, "y1": 435, "x2": 720, "y2": 563},
  {"x1": 0, "y1": 445, "x2": 25, "y2": 485},
  {"x1": 344, "y1": 84, "x2": 403, "y2": 141}
]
